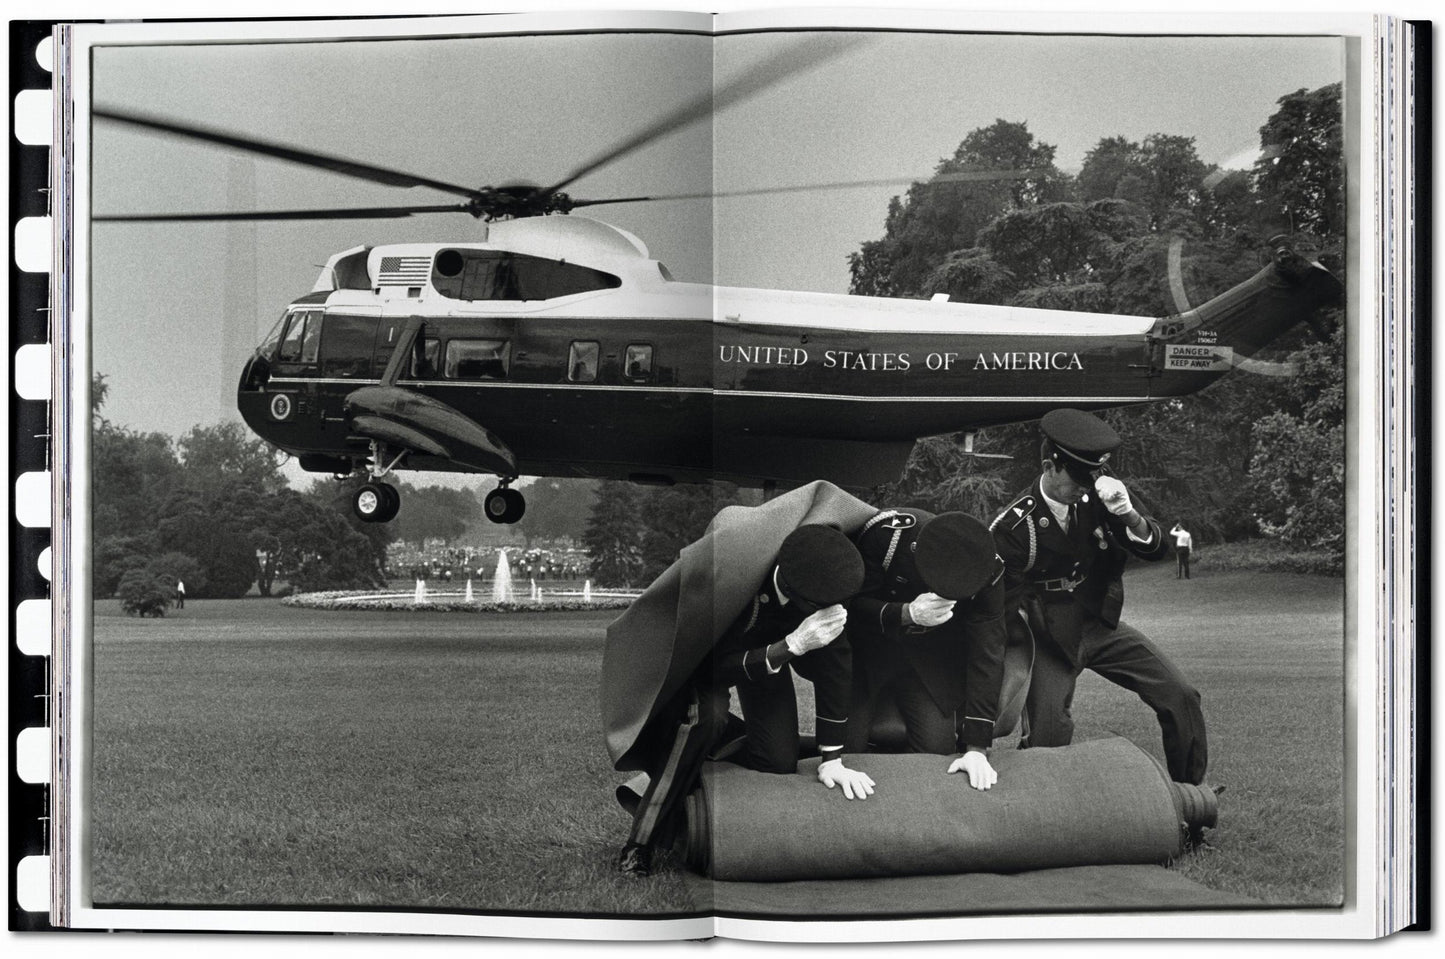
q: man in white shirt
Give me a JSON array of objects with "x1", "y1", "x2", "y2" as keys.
[{"x1": 1171, "y1": 523, "x2": 1194, "y2": 579}]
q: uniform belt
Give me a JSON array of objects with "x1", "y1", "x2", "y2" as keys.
[{"x1": 1038, "y1": 577, "x2": 1083, "y2": 593}]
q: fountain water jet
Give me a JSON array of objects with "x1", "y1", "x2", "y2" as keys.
[{"x1": 491, "y1": 550, "x2": 515, "y2": 604}]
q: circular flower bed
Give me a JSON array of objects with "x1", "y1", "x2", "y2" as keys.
[{"x1": 283, "y1": 589, "x2": 638, "y2": 613}]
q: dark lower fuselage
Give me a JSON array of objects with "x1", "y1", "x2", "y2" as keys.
[{"x1": 238, "y1": 308, "x2": 1193, "y2": 488}]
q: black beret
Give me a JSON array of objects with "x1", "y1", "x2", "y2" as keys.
[
  {"x1": 1041, "y1": 409, "x2": 1120, "y2": 480},
  {"x1": 776, "y1": 524, "x2": 865, "y2": 606},
  {"x1": 913, "y1": 512, "x2": 1000, "y2": 600}
]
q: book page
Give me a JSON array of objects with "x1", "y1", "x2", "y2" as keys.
[
  {"x1": 60, "y1": 10, "x2": 717, "y2": 941},
  {"x1": 708, "y1": 6, "x2": 1380, "y2": 941}
]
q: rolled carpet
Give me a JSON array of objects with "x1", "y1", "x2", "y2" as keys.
[{"x1": 682, "y1": 737, "x2": 1216, "y2": 882}]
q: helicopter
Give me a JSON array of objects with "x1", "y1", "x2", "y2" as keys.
[{"x1": 94, "y1": 48, "x2": 1342, "y2": 527}]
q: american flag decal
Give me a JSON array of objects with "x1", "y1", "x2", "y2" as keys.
[{"x1": 377, "y1": 256, "x2": 433, "y2": 286}]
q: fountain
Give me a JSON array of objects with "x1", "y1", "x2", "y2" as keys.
[
  {"x1": 464, "y1": 579, "x2": 474, "y2": 602},
  {"x1": 414, "y1": 578, "x2": 427, "y2": 604},
  {"x1": 583, "y1": 579, "x2": 592, "y2": 604},
  {"x1": 491, "y1": 550, "x2": 515, "y2": 604}
]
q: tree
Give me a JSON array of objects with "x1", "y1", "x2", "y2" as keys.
[
  {"x1": 92, "y1": 373, "x2": 183, "y2": 594},
  {"x1": 637, "y1": 484, "x2": 748, "y2": 583},
  {"x1": 1254, "y1": 83, "x2": 1345, "y2": 239},
  {"x1": 176, "y1": 422, "x2": 288, "y2": 497},
  {"x1": 583, "y1": 482, "x2": 648, "y2": 586},
  {"x1": 1077, "y1": 134, "x2": 1213, "y2": 231},
  {"x1": 871, "y1": 433, "x2": 1019, "y2": 521},
  {"x1": 389, "y1": 482, "x2": 479, "y2": 546},
  {"x1": 116, "y1": 566, "x2": 174, "y2": 617},
  {"x1": 516, "y1": 478, "x2": 600, "y2": 546},
  {"x1": 848, "y1": 120, "x2": 1068, "y2": 297},
  {"x1": 1246, "y1": 324, "x2": 1346, "y2": 549},
  {"x1": 846, "y1": 90, "x2": 1344, "y2": 562},
  {"x1": 155, "y1": 487, "x2": 260, "y2": 598},
  {"x1": 303, "y1": 476, "x2": 396, "y2": 581}
]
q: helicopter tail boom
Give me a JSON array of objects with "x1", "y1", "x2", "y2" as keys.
[{"x1": 1147, "y1": 246, "x2": 1342, "y2": 382}]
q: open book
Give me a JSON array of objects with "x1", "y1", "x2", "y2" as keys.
[{"x1": 13, "y1": 5, "x2": 1423, "y2": 944}]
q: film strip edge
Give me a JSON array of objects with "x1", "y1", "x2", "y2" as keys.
[{"x1": 10, "y1": 19, "x2": 59, "y2": 933}]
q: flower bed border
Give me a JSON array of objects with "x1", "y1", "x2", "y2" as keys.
[{"x1": 283, "y1": 590, "x2": 636, "y2": 613}]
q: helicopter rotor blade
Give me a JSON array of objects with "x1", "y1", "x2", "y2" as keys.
[
  {"x1": 541, "y1": 35, "x2": 868, "y2": 200},
  {"x1": 93, "y1": 204, "x2": 473, "y2": 222},
  {"x1": 566, "y1": 167, "x2": 1041, "y2": 208},
  {"x1": 94, "y1": 108, "x2": 483, "y2": 200}
]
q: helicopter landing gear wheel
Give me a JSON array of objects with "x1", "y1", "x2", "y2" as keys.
[
  {"x1": 354, "y1": 482, "x2": 400, "y2": 523},
  {"x1": 484, "y1": 487, "x2": 526, "y2": 524}
]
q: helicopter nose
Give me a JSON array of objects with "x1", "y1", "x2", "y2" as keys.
[{"x1": 238, "y1": 353, "x2": 270, "y2": 391}]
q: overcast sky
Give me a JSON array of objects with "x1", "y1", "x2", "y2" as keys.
[{"x1": 85, "y1": 18, "x2": 1344, "y2": 456}]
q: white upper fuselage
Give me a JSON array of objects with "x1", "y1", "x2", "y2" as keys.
[{"x1": 307, "y1": 214, "x2": 1155, "y2": 337}]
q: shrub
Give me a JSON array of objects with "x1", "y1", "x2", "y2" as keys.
[
  {"x1": 115, "y1": 568, "x2": 174, "y2": 617},
  {"x1": 1194, "y1": 539, "x2": 1343, "y2": 576}
]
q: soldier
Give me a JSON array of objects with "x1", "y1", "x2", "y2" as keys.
[
  {"x1": 616, "y1": 523, "x2": 874, "y2": 875},
  {"x1": 992, "y1": 409, "x2": 1208, "y2": 785},
  {"x1": 849, "y1": 510, "x2": 1008, "y2": 790}
]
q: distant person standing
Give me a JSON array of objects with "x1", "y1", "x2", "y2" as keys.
[
  {"x1": 1171, "y1": 523, "x2": 1194, "y2": 579},
  {"x1": 176, "y1": 579, "x2": 186, "y2": 609}
]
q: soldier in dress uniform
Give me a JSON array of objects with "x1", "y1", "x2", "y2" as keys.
[
  {"x1": 992, "y1": 409, "x2": 1208, "y2": 785},
  {"x1": 617, "y1": 523, "x2": 875, "y2": 875},
  {"x1": 849, "y1": 509, "x2": 1008, "y2": 790}
]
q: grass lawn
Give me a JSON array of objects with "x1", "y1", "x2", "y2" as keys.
[{"x1": 90, "y1": 560, "x2": 1344, "y2": 914}]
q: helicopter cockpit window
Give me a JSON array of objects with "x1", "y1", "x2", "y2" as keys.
[
  {"x1": 445, "y1": 338, "x2": 511, "y2": 379},
  {"x1": 567, "y1": 341, "x2": 599, "y2": 383},
  {"x1": 432, "y1": 249, "x2": 621, "y2": 302},
  {"x1": 624, "y1": 344, "x2": 654, "y2": 381},
  {"x1": 277, "y1": 310, "x2": 321, "y2": 365},
  {"x1": 258, "y1": 312, "x2": 288, "y2": 359}
]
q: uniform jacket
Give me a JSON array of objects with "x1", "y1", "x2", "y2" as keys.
[
  {"x1": 711, "y1": 573, "x2": 852, "y2": 752},
  {"x1": 850, "y1": 508, "x2": 1008, "y2": 750},
  {"x1": 601, "y1": 481, "x2": 877, "y2": 771},
  {"x1": 992, "y1": 478, "x2": 1167, "y2": 632}
]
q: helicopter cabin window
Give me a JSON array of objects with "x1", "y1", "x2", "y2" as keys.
[
  {"x1": 320, "y1": 315, "x2": 382, "y2": 378},
  {"x1": 445, "y1": 338, "x2": 511, "y2": 379},
  {"x1": 568, "y1": 341, "x2": 599, "y2": 383},
  {"x1": 277, "y1": 310, "x2": 322, "y2": 365},
  {"x1": 432, "y1": 249, "x2": 621, "y2": 301},
  {"x1": 624, "y1": 344, "x2": 654, "y2": 381},
  {"x1": 410, "y1": 336, "x2": 442, "y2": 379}
]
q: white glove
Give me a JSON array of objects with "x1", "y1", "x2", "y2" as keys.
[
  {"x1": 1094, "y1": 475, "x2": 1134, "y2": 517},
  {"x1": 817, "y1": 757, "x2": 875, "y2": 800},
  {"x1": 784, "y1": 604, "x2": 847, "y2": 656},
  {"x1": 907, "y1": 592, "x2": 956, "y2": 628},
  {"x1": 947, "y1": 750, "x2": 998, "y2": 790}
]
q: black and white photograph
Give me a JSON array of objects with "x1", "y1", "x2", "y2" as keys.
[{"x1": 34, "y1": 4, "x2": 1404, "y2": 942}]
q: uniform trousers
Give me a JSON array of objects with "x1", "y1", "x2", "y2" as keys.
[
  {"x1": 1021, "y1": 603, "x2": 1208, "y2": 785},
  {"x1": 845, "y1": 658, "x2": 955, "y2": 755},
  {"x1": 624, "y1": 643, "x2": 850, "y2": 855}
]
